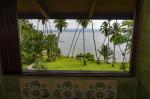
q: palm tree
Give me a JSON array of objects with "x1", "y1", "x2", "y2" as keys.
[
  {"x1": 91, "y1": 20, "x2": 99, "y2": 64},
  {"x1": 110, "y1": 20, "x2": 120, "y2": 66},
  {"x1": 71, "y1": 29, "x2": 82, "y2": 57},
  {"x1": 100, "y1": 21, "x2": 111, "y2": 63},
  {"x1": 100, "y1": 21, "x2": 109, "y2": 46},
  {"x1": 67, "y1": 21, "x2": 80, "y2": 57},
  {"x1": 110, "y1": 21, "x2": 129, "y2": 64},
  {"x1": 77, "y1": 19, "x2": 91, "y2": 66},
  {"x1": 54, "y1": 19, "x2": 68, "y2": 45},
  {"x1": 121, "y1": 20, "x2": 133, "y2": 64},
  {"x1": 98, "y1": 45, "x2": 113, "y2": 63}
]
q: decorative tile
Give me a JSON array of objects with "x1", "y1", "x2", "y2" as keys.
[
  {"x1": 85, "y1": 81, "x2": 117, "y2": 99},
  {"x1": 20, "y1": 79, "x2": 50, "y2": 99},
  {"x1": 20, "y1": 78, "x2": 117, "y2": 99}
]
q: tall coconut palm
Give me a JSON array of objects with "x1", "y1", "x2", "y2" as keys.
[
  {"x1": 67, "y1": 21, "x2": 80, "y2": 57},
  {"x1": 100, "y1": 21, "x2": 111, "y2": 63},
  {"x1": 91, "y1": 20, "x2": 99, "y2": 64},
  {"x1": 77, "y1": 19, "x2": 91, "y2": 66},
  {"x1": 71, "y1": 29, "x2": 82, "y2": 57},
  {"x1": 111, "y1": 21, "x2": 128, "y2": 64},
  {"x1": 110, "y1": 20, "x2": 120, "y2": 66},
  {"x1": 107, "y1": 20, "x2": 112, "y2": 47},
  {"x1": 121, "y1": 20, "x2": 133, "y2": 64},
  {"x1": 54, "y1": 19, "x2": 68, "y2": 45},
  {"x1": 100, "y1": 21, "x2": 109, "y2": 46}
]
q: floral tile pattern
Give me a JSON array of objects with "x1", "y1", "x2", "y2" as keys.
[
  {"x1": 54, "y1": 81, "x2": 82, "y2": 99},
  {"x1": 21, "y1": 80, "x2": 50, "y2": 99},
  {"x1": 20, "y1": 78, "x2": 117, "y2": 99}
]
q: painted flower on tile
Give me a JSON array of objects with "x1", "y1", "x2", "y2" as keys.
[
  {"x1": 96, "y1": 91, "x2": 104, "y2": 98},
  {"x1": 22, "y1": 80, "x2": 50, "y2": 99},
  {"x1": 105, "y1": 90, "x2": 115, "y2": 99},
  {"x1": 72, "y1": 89, "x2": 82, "y2": 99},
  {"x1": 86, "y1": 90, "x2": 96, "y2": 99},
  {"x1": 62, "y1": 81, "x2": 73, "y2": 90},
  {"x1": 54, "y1": 89, "x2": 63, "y2": 99},
  {"x1": 95, "y1": 81, "x2": 106, "y2": 90},
  {"x1": 86, "y1": 81, "x2": 115, "y2": 99},
  {"x1": 54, "y1": 81, "x2": 82, "y2": 99}
]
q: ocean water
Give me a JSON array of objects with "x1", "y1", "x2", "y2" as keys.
[{"x1": 56, "y1": 30, "x2": 130, "y2": 62}]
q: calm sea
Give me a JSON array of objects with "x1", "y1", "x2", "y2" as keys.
[{"x1": 53, "y1": 29, "x2": 130, "y2": 62}]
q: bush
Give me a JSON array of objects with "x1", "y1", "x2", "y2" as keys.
[
  {"x1": 120, "y1": 62, "x2": 127, "y2": 71},
  {"x1": 22, "y1": 53, "x2": 33, "y2": 65},
  {"x1": 76, "y1": 53, "x2": 84, "y2": 60},
  {"x1": 85, "y1": 52, "x2": 95, "y2": 61},
  {"x1": 76, "y1": 52, "x2": 95, "y2": 61}
]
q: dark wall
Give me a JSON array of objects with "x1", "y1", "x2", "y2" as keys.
[{"x1": 136, "y1": 0, "x2": 150, "y2": 98}]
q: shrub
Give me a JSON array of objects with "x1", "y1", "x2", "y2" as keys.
[
  {"x1": 120, "y1": 62, "x2": 127, "y2": 71},
  {"x1": 85, "y1": 52, "x2": 95, "y2": 61},
  {"x1": 76, "y1": 52, "x2": 95, "y2": 61},
  {"x1": 22, "y1": 53, "x2": 33, "y2": 65},
  {"x1": 76, "y1": 53, "x2": 84, "y2": 60}
]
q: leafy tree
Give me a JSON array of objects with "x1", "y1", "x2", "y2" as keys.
[
  {"x1": 19, "y1": 20, "x2": 44, "y2": 65},
  {"x1": 110, "y1": 20, "x2": 133, "y2": 70},
  {"x1": 44, "y1": 34, "x2": 59, "y2": 62},
  {"x1": 121, "y1": 20, "x2": 133, "y2": 54}
]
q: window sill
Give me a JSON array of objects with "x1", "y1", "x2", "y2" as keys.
[{"x1": 21, "y1": 70, "x2": 134, "y2": 78}]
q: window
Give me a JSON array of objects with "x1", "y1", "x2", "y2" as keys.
[
  {"x1": 18, "y1": 19, "x2": 135, "y2": 77},
  {"x1": 0, "y1": 0, "x2": 138, "y2": 77}
]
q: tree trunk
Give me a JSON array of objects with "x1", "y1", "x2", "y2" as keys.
[
  {"x1": 83, "y1": 28, "x2": 86, "y2": 66},
  {"x1": 92, "y1": 21, "x2": 99, "y2": 64},
  {"x1": 67, "y1": 22, "x2": 80, "y2": 57},
  {"x1": 57, "y1": 32, "x2": 61, "y2": 46},
  {"x1": 118, "y1": 45, "x2": 127, "y2": 63},
  {"x1": 71, "y1": 29, "x2": 82, "y2": 57},
  {"x1": 48, "y1": 20, "x2": 52, "y2": 33},
  {"x1": 122, "y1": 44, "x2": 128, "y2": 63}
]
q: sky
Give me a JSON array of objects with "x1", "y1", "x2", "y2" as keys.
[{"x1": 29, "y1": 19, "x2": 124, "y2": 31}]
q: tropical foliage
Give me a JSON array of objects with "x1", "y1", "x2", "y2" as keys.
[
  {"x1": 19, "y1": 19, "x2": 60, "y2": 69},
  {"x1": 20, "y1": 19, "x2": 133, "y2": 71}
]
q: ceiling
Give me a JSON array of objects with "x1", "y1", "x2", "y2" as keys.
[{"x1": 17, "y1": 0, "x2": 136, "y2": 19}]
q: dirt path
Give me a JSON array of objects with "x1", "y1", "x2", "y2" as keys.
[{"x1": 27, "y1": 64, "x2": 36, "y2": 70}]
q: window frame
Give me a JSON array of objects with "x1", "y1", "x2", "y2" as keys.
[{"x1": 0, "y1": 0, "x2": 140, "y2": 77}]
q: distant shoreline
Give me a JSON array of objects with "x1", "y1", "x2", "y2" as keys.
[{"x1": 40, "y1": 29, "x2": 100, "y2": 33}]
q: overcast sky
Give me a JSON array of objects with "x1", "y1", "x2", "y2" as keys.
[{"x1": 29, "y1": 19, "x2": 123, "y2": 31}]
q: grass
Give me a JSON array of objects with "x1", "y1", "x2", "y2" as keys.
[
  {"x1": 39, "y1": 56, "x2": 130, "y2": 71},
  {"x1": 23, "y1": 56, "x2": 129, "y2": 71}
]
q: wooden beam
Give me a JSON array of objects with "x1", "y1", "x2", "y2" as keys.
[
  {"x1": 88, "y1": 0, "x2": 97, "y2": 18},
  {"x1": 18, "y1": 13, "x2": 133, "y2": 19},
  {"x1": 0, "y1": 0, "x2": 21, "y2": 74},
  {"x1": 34, "y1": 0, "x2": 49, "y2": 19}
]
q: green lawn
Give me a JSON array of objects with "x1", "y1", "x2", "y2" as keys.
[
  {"x1": 38, "y1": 56, "x2": 129, "y2": 71},
  {"x1": 23, "y1": 56, "x2": 129, "y2": 71}
]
